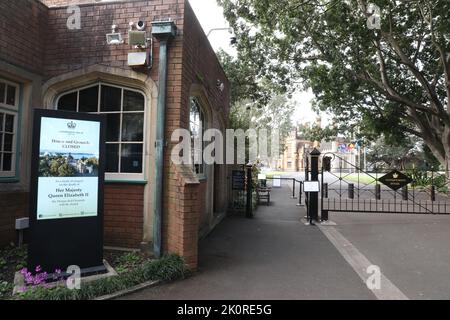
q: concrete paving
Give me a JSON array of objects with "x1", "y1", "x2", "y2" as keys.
[
  {"x1": 120, "y1": 185, "x2": 375, "y2": 300},
  {"x1": 330, "y1": 212, "x2": 450, "y2": 299}
]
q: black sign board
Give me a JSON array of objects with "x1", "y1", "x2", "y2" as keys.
[
  {"x1": 28, "y1": 109, "x2": 106, "y2": 274},
  {"x1": 232, "y1": 170, "x2": 245, "y2": 190},
  {"x1": 378, "y1": 170, "x2": 413, "y2": 191}
]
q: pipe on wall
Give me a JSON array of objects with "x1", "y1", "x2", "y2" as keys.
[{"x1": 151, "y1": 21, "x2": 177, "y2": 258}]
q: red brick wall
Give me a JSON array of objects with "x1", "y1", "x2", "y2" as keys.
[
  {"x1": 104, "y1": 184, "x2": 144, "y2": 248},
  {"x1": 181, "y1": 2, "x2": 230, "y2": 123},
  {"x1": 161, "y1": 1, "x2": 230, "y2": 269},
  {"x1": 0, "y1": 0, "x2": 48, "y2": 75},
  {"x1": 43, "y1": 0, "x2": 184, "y2": 80},
  {"x1": 0, "y1": 192, "x2": 29, "y2": 246},
  {"x1": 0, "y1": 0, "x2": 230, "y2": 270}
]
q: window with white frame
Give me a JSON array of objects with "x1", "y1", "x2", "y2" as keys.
[
  {"x1": 0, "y1": 79, "x2": 19, "y2": 178},
  {"x1": 190, "y1": 98, "x2": 206, "y2": 176},
  {"x1": 57, "y1": 83, "x2": 145, "y2": 179}
]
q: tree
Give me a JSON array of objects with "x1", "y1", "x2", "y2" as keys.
[
  {"x1": 218, "y1": 50, "x2": 294, "y2": 161},
  {"x1": 218, "y1": 0, "x2": 450, "y2": 172}
]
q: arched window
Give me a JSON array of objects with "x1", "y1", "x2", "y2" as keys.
[
  {"x1": 0, "y1": 78, "x2": 19, "y2": 178},
  {"x1": 57, "y1": 83, "x2": 145, "y2": 179},
  {"x1": 190, "y1": 98, "x2": 205, "y2": 176}
]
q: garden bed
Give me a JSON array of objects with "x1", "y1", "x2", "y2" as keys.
[{"x1": 0, "y1": 244, "x2": 187, "y2": 300}]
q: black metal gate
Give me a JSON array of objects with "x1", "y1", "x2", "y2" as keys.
[{"x1": 320, "y1": 152, "x2": 450, "y2": 219}]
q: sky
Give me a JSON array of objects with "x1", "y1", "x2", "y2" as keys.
[{"x1": 187, "y1": 0, "x2": 322, "y2": 127}]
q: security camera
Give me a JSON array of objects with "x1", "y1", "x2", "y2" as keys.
[{"x1": 136, "y1": 20, "x2": 146, "y2": 31}]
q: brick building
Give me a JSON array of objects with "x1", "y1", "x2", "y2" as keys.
[{"x1": 0, "y1": 0, "x2": 230, "y2": 269}]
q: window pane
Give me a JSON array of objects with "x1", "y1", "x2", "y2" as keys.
[
  {"x1": 121, "y1": 144, "x2": 143, "y2": 173},
  {"x1": 0, "y1": 113, "x2": 3, "y2": 131},
  {"x1": 0, "y1": 133, "x2": 3, "y2": 151},
  {"x1": 79, "y1": 86, "x2": 99, "y2": 112},
  {"x1": 100, "y1": 85, "x2": 121, "y2": 112},
  {"x1": 0, "y1": 83, "x2": 5, "y2": 103},
  {"x1": 3, "y1": 153, "x2": 12, "y2": 171},
  {"x1": 106, "y1": 144, "x2": 119, "y2": 172},
  {"x1": 6, "y1": 85, "x2": 15, "y2": 106},
  {"x1": 123, "y1": 90, "x2": 144, "y2": 111},
  {"x1": 122, "y1": 113, "x2": 143, "y2": 142},
  {"x1": 58, "y1": 92, "x2": 77, "y2": 111},
  {"x1": 106, "y1": 113, "x2": 120, "y2": 142},
  {"x1": 3, "y1": 134, "x2": 13, "y2": 152},
  {"x1": 5, "y1": 114, "x2": 14, "y2": 132}
]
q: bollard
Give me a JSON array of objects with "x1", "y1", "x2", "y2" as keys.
[
  {"x1": 297, "y1": 182, "x2": 303, "y2": 206},
  {"x1": 291, "y1": 178, "x2": 297, "y2": 199},
  {"x1": 402, "y1": 186, "x2": 408, "y2": 201},
  {"x1": 375, "y1": 184, "x2": 381, "y2": 200},
  {"x1": 321, "y1": 210, "x2": 328, "y2": 222},
  {"x1": 348, "y1": 183, "x2": 354, "y2": 199}
]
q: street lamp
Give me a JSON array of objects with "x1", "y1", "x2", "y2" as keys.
[{"x1": 206, "y1": 27, "x2": 236, "y2": 45}]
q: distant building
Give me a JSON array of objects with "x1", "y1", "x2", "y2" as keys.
[
  {"x1": 319, "y1": 138, "x2": 359, "y2": 172},
  {"x1": 277, "y1": 129, "x2": 313, "y2": 172}
]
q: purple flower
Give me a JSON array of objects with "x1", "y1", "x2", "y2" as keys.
[
  {"x1": 35, "y1": 265, "x2": 42, "y2": 273},
  {"x1": 55, "y1": 269, "x2": 62, "y2": 274}
]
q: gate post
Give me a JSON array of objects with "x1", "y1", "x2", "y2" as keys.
[
  {"x1": 309, "y1": 148, "x2": 320, "y2": 222},
  {"x1": 246, "y1": 164, "x2": 253, "y2": 218}
]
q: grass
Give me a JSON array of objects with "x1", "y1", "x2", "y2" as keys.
[
  {"x1": 264, "y1": 171, "x2": 290, "y2": 178},
  {"x1": 336, "y1": 173, "x2": 378, "y2": 185}
]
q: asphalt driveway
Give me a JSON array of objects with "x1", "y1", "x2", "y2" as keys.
[{"x1": 120, "y1": 186, "x2": 374, "y2": 300}]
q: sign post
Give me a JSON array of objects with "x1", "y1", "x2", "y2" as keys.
[{"x1": 28, "y1": 109, "x2": 106, "y2": 275}]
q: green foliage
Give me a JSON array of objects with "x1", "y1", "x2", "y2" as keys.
[
  {"x1": 218, "y1": 50, "x2": 294, "y2": 155},
  {"x1": 0, "y1": 281, "x2": 13, "y2": 300},
  {"x1": 40, "y1": 155, "x2": 77, "y2": 177},
  {"x1": 410, "y1": 169, "x2": 447, "y2": 189},
  {"x1": 15, "y1": 254, "x2": 186, "y2": 301},
  {"x1": 218, "y1": 0, "x2": 450, "y2": 168},
  {"x1": 85, "y1": 157, "x2": 98, "y2": 169},
  {"x1": 114, "y1": 252, "x2": 144, "y2": 274}
]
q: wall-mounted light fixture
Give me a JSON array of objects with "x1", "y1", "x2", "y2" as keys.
[{"x1": 106, "y1": 25, "x2": 124, "y2": 45}]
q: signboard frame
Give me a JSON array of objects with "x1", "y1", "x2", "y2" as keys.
[
  {"x1": 28, "y1": 109, "x2": 106, "y2": 274},
  {"x1": 304, "y1": 181, "x2": 320, "y2": 193},
  {"x1": 232, "y1": 170, "x2": 246, "y2": 190}
]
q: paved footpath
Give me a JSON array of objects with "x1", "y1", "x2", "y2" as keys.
[{"x1": 120, "y1": 185, "x2": 375, "y2": 300}]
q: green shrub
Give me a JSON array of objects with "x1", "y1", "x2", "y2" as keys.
[
  {"x1": 410, "y1": 169, "x2": 448, "y2": 189},
  {"x1": 114, "y1": 252, "x2": 144, "y2": 274},
  {"x1": 16, "y1": 254, "x2": 186, "y2": 300},
  {"x1": 0, "y1": 281, "x2": 13, "y2": 299}
]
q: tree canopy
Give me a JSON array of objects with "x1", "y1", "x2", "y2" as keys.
[{"x1": 218, "y1": 0, "x2": 450, "y2": 170}]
